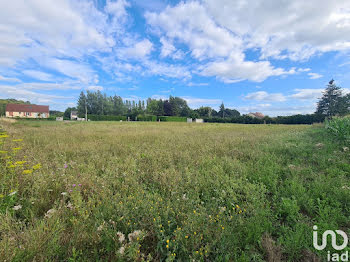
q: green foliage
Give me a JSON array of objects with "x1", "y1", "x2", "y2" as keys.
[
  {"x1": 316, "y1": 79, "x2": 349, "y2": 117},
  {"x1": 157, "y1": 116, "x2": 187, "y2": 122},
  {"x1": 137, "y1": 115, "x2": 157, "y2": 121},
  {"x1": 325, "y1": 116, "x2": 350, "y2": 143},
  {"x1": 87, "y1": 114, "x2": 127, "y2": 121}
]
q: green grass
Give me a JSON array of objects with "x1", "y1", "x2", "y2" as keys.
[{"x1": 0, "y1": 120, "x2": 349, "y2": 261}]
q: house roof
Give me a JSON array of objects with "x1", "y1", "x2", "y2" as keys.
[{"x1": 6, "y1": 104, "x2": 49, "y2": 113}]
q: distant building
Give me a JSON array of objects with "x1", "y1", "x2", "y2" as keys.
[
  {"x1": 195, "y1": 118, "x2": 204, "y2": 123},
  {"x1": 6, "y1": 104, "x2": 49, "y2": 118},
  {"x1": 70, "y1": 111, "x2": 78, "y2": 120},
  {"x1": 187, "y1": 118, "x2": 193, "y2": 123},
  {"x1": 247, "y1": 112, "x2": 265, "y2": 119}
]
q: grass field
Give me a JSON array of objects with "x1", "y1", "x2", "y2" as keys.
[{"x1": 0, "y1": 120, "x2": 349, "y2": 261}]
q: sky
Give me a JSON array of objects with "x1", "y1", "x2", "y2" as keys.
[{"x1": 1, "y1": 0, "x2": 350, "y2": 116}]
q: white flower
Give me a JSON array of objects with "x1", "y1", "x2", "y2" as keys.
[
  {"x1": 13, "y1": 205, "x2": 22, "y2": 211},
  {"x1": 45, "y1": 208, "x2": 56, "y2": 218},
  {"x1": 116, "y1": 232, "x2": 125, "y2": 243},
  {"x1": 9, "y1": 191, "x2": 17, "y2": 196},
  {"x1": 128, "y1": 230, "x2": 142, "y2": 242},
  {"x1": 61, "y1": 192, "x2": 67, "y2": 196},
  {"x1": 118, "y1": 246, "x2": 125, "y2": 255}
]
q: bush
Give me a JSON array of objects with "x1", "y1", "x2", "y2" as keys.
[
  {"x1": 157, "y1": 116, "x2": 187, "y2": 122},
  {"x1": 325, "y1": 116, "x2": 350, "y2": 143},
  {"x1": 87, "y1": 115, "x2": 127, "y2": 121},
  {"x1": 137, "y1": 115, "x2": 157, "y2": 122}
]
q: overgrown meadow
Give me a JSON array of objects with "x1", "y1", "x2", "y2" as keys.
[{"x1": 0, "y1": 120, "x2": 349, "y2": 261}]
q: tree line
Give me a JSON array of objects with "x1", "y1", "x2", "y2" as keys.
[{"x1": 65, "y1": 91, "x2": 240, "y2": 120}]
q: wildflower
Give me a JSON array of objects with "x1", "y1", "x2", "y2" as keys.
[
  {"x1": 0, "y1": 150, "x2": 7, "y2": 154},
  {"x1": 45, "y1": 208, "x2": 56, "y2": 218},
  {"x1": 72, "y1": 184, "x2": 76, "y2": 187},
  {"x1": 12, "y1": 139, "x2": 23, "y2": 142},
  {"x1": 78, "y1": 184, "x2": 82, "y2": 187},
  {"x1": 343, "y1": 147, "x2": 349, "y2": 152},
  {"x1": 221, "y1": 226, "x2": 225, "y2": 230},
  {"x1": 13, "y1": 205, "x2": 22, "y2": 211},
  {"x1": 12, "y1": 147, "x2": 21, "y2": 151},
  {"x1": 0, "y1": 194, "x2": 4, "y2": 198},
  {"x1": 22, "y1": 170, "x2": 33, "y2": 174},
  {"x1": 15, "y1": 161, "x2": 26, "y2": 165},
  {"x1": 64, "y1": 163, "x2": 68, "y2": 169},
  {"x1": 8, "y1": 191, "x2": 17, "y2": 196},
  {"x1": 66, "y1": 202, "x2": 73, "y2": 209},
  {"x1": 32, "y1": 164, "x2": 42, "y2": 170},
  {"x1": 166, "y1": 245, "x2": 169, "y2": 249},
  {"x1": 116, "y1": 232, "x2": 125, "y2": 243},
  {"x1": 185, "y1": 235, "x2": 188, "y2": 239},
  {"x1": 166, "y1": 239, "x2": 170, "y2": 244},
  {"x1": 97, "y1": 223, "x2": 104, "y2": 232},
  {"x1": 128, "y1": 230, "x2": 142, "y2": 242},
  {"x1": 61, "y1": 192, "x2": 67, "y2": 196},
  {"x1": 118, "y1": 246, "x2": 125, "y2": 255}
]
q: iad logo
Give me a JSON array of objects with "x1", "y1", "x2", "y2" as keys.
[{"x1": 313, "y1": 225, "x2": 349, "y2": 261}]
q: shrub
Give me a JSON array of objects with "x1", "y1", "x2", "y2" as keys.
[
  {"x1": 137, "y1": 115, "x2": 157, "y2": 122},
  {"x1": 87, "y1": 115, "x2": 127, "y2": 121},
  {"x1": 157, "y1": 116, "x2": 187, "y2": 122},
  {"x1": 325, "y1": 116, "x2": 350, "y2": 143}
]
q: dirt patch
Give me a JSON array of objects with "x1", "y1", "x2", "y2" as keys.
[{"x1": 261, "y1": 233, "x2": 283, "y2": 262}]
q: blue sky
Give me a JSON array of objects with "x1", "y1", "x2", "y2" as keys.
[{"x1": 1, "y1": 0, "x2": 350, "y2": 116}]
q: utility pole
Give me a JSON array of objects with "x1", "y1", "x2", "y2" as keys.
[{"x1": 85, "y1": 97, "x2": 87, "y2": 121}]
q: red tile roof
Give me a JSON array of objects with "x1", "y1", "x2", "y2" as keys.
[{"x1": 6, "y1": 104, "x2": 49, "y2": 113}]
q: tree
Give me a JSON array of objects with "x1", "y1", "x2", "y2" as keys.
[
  {"x1": 316, "y1": 80, "x2": 347, "y2": 118},
  {"x1": 219, "y1": 102, "x2": 225, "y2": 118},
  {"x1": 77, "y1": 91, "x2": 87, "y2": 117},
  {"x1": 64, "y1": 107, "x2": 76, "y2": 119}
]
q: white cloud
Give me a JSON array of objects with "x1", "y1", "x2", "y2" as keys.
[
  {"x1": 159, "y1": 37, "x2": 185, "y2": 60},
  {"x1": 290, "y1": 89, "x2": 324, "y2": 100},
  {"x1": 244, "y1": 91, "x2": 286, "y2": 102},
  {"x1": 143, "y1": 60, "x2": 191, "y2": 79},
  {"x1": 204, "y1": 0, "x2": 350, "y2": 61},
  {"x1": 181, "y1": 96, "x2": 221, "y2": 107},
  {"x1": 121, "y1": 39, "x2": 153, "y2": 59},
  {"x1": 0, "y1": 75, "x2": 21, "y2": 82},
  {"x1": 0, "y1": 84, "x2": 70, "y2": 103},
  {"x1": 308, "y1": 72, "x2": 323, "y2": 79},
  {"x1": 22, "y1": 70, "x2": 54, "y2": 81},
  {"x1": 146, "y1": 1, "x2": 297, "y2": 82},
  {"x1": 187, "y1": 82, "x2": 209, "y2": 87},
  {"x1": 87, "y1": 85, "x2": 103, "y2": 91}
]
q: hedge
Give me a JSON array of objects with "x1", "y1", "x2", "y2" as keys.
[
  {"x1": 87, "y1": 115, "x2": 127, "y2": 121},
  {"x1": 157, "y1": 116, "x2": 187, "y2": 122},
  {"x1": 137, "y1": 115, "x2": 157, "y2": 121}
]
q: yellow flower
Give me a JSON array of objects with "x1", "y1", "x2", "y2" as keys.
[
  {"x1": 166, "y1": 239, "x2": 169, "y2": 244},
  {"x1": 0, "y1": 150, "x2": 7, "y2": 154},
  {"x1": 15, "y1": 161, "x2": 26, "y2": 165},
  {"x1": 194, "y1": 231, "x2": 197, "y2": 235},
  {"x1": 0, "y1": 194, "x2": 4, "y2": 198},
  {"x1": 221, "y1": 226, "x2": 224, "y2": 230},
  {"x1": 185, "y1": 235, "x2": 188, "y2": 239},
  {"x1": 32, "y1": 164, "x2": 42, "y2": 170},
  {"x1": 12, "y1": 139, "x2": 23, "y2": 142},
  {"x1": 166, "y1": 245, "x2": 169, "y2": 249},
  {"x1": 23, "y1": 170, "x2": 33, "y2": 174},
  {"x1": 12, "y1": 147, "x2": 21, "y2": 151}
]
